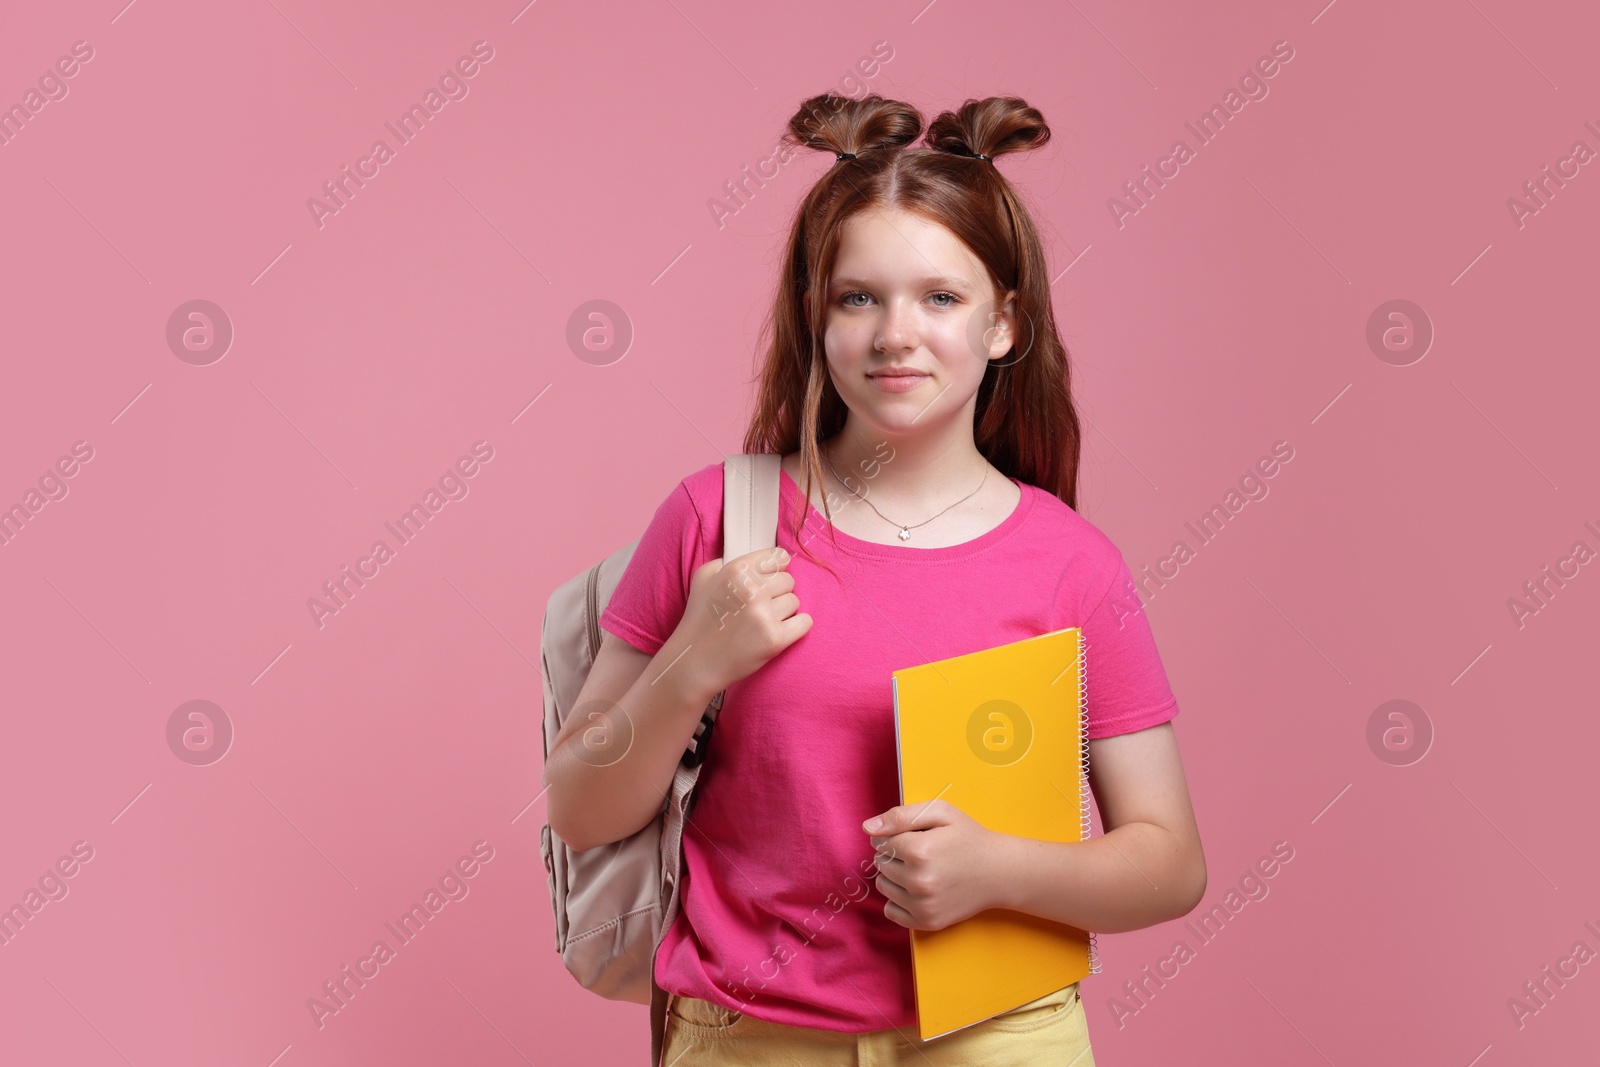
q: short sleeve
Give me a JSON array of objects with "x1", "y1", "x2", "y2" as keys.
[
  {"x1": 1077, "y1": 554, "x2": 1181, "y2": 739},
  {"x1": 597, "y1": 478, "x2": 709, "y2": 657}
]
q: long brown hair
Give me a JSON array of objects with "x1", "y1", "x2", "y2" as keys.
[{"x1": 741, "y1": 92, "x2": 1083, "y2": 573}]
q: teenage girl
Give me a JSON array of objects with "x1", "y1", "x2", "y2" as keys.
[{"x1": 544, "y1": 92, "x2": 1206, "y2": 1066}]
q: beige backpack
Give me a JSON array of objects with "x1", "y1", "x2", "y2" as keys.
[{"x1": 537, "y1": 453, "x2": 782, "y2": 1066}]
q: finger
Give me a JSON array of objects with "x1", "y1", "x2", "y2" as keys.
[
  {"x1": 871, "y1": 828, "x2": 930, "y2": 859},
  {"x1": 903, "y1": 798, "x2": 951, "y2": 828},
  {"x1": 882, "y1": 898, "x2": 918, "y2": 930},
  {"x1": 865, "y1": 800, "x2": 948, "y2": 837},
  {"x1": 874, "y1": 870, "x2": 912, "y2": 909},
  {"x1": 752, "y1": 546, "x2": 791, "y2": 573},
  {"x1": 863, "y1": 810, "x2": 899, "y2": 834},
  {"x1": 872, "y1": 850, "x2": 910, "y2": 882},
  {"x1": 779, "y1": 611, "x2": 813, "y2": 641},
  {"x1": 759, "y1": 570, "x2": 797, "y2": 596}
]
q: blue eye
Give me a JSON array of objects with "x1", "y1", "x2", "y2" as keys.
[{"x1": 836, "y1": 291, "x2": 960, "y2": 308}]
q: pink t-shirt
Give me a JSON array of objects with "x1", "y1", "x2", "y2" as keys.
[{"x1": 598, "y1": 459, "x2": 1181, "y2": 1032}]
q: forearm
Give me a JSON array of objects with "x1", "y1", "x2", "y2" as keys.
[
  {"x1": 988, "y1": 821, "x2": 1205, "y2": 934},
  {"x1": 545, "y1": 632, "x2": 718, "y2": 852}
]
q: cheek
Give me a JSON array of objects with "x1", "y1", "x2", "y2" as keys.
[
  {"x1": 928, "y1": 322, "x2": 992, "y2": 383},
  {"x1": 825, "y1": 314, "x2": 875, "y2": 350},
  {"x1": 822, "y1": 320, "x2": 873, "y2": 374},
  {"x1": 820, "y1": 343, "x2": 861, "y2": 400}
]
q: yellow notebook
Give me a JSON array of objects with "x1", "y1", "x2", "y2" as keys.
[{"x1": 890, "y1": 626, "x2": 1097, "y2": 1040}]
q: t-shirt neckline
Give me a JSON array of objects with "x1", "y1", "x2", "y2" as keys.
[{"x1": 777, "y1": 465, "x2": 1034, "y2": 561}]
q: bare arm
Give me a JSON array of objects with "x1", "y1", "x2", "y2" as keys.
[
  {"x1": 541, "y1": 628, "x2": 718, "y2": 853},
  {"x1": 989, "y1": 721, "x2": 1207, "y2": 932}
]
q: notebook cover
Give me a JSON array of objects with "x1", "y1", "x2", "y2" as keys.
[{"x1": 890, "y1": 626, "x2": 1096, "y2": 1041}]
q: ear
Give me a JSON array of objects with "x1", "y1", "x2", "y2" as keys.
[{"x1": 987, "y1": 290, "x2": 1018, "y2": 360}]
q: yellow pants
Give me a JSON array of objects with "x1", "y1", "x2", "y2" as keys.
[{"x1": 661, "y1": 983, "x2": 1095, "y2": 1066}]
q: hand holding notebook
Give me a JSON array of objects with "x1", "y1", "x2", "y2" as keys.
[
  {"x1": 862, "y1": 795, "x2": 1018, "y2": 934},
  {"x1": 885, "y1": 626, "x2": 1096, "y2": 1041}
]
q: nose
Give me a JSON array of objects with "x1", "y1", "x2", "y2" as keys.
[{"x1": 876, "y1": 298, "x2": 917, "y2": 353}]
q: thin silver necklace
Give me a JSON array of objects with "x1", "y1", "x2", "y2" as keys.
[{"x1": 821, "y1": 446, "x2": 989, "y2": 542}]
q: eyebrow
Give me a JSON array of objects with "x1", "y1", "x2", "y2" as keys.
[{"x1": 830, "y1": 275, "x2": 976, "y2": 292}]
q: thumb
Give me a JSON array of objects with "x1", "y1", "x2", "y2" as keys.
[
  {"x1": 865, "y1": 802, "x2": 946, "y2": 835},
  {"x1": 863, "y1": 807, "x2": 906, "y2": 834}
]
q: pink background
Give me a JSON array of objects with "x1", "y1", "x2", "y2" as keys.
[{"x1": 2, "y1": 0, "x2": 1596, "y2": 1064}]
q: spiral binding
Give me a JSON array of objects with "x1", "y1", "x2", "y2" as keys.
[{"x1": 1076, "y1": 631, "x2": 1100, "y2": 974}]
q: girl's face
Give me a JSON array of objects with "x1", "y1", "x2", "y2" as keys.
[{"x1": 811, "y1": 207, "x2": 1016, "y2": 440}]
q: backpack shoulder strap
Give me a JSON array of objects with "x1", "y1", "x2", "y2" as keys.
[
  {"x1": 676, "y1": 453, "x2": 781, "y2": 770},
  {"x1": 722, "y1": 452, "x2": 782, "y2": 560}
]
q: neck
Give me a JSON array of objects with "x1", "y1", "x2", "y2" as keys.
[{"x1": 821, "y1": 419, "x2": 991, "y2": 504}]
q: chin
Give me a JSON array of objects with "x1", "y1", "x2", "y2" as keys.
[{"x1": 845, "y1": 406, "x2": 935, "y2": 437}]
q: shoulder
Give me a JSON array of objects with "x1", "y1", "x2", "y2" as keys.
[
  {"x1": 638, "y1": 460, "x2": 722, "y2": 515},
  {"x1": 675, "y1": 461, "x2": 726, "y2": 527},
  {"x1": 1021, "y1": 484, "x2": 1124, "y2": 568},
  {"x1": 680, "y1": 459, "x2": 726, "y2": 500},
  {"x1": 637, "y1": 460, "x2": 724, "y2": 552},
  {"x1": 1018, "y1": 484, "x2": 1131, "y2": 611}
]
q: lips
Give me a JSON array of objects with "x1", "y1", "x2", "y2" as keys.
[{"x1": 866, "y1": 368, "x2": 930, "y2": 393}]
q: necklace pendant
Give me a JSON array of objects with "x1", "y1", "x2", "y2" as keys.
[{"x1": 897, "y1": 527, "x2": 912, "y2": 541}]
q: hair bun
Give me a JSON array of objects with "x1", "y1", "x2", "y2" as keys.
[
  {"x1": 785, "y1": 92, "x2": 923, "y2": 162},
  {"x1": 924, "y1": 96, "x2": 1050, "y2": 164}
]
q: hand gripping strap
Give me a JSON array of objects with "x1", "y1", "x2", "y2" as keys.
[
  {"x1": 678, "y1": 454, "x2": 782, "y2": 769},
  {"x1": 649, "y1": 454, "x2": 780, "y2": 1066}
]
